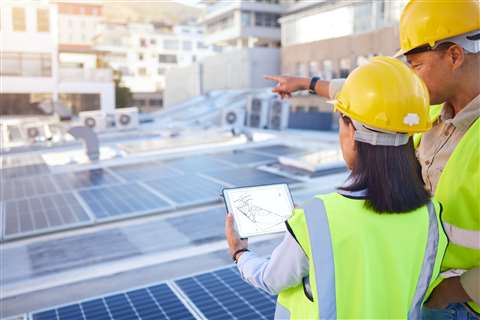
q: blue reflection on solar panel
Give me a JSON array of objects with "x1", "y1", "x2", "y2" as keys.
[
  {"x1": 1, "y1": 175, "x2": 58, "y2": 202},
  {"x1": 245, "y1": 144, "x2": 306, "y2": 156},
  {"x1": 176, "y1": 267, "x2": 276, "y2": 320},
  {"x1": 78, "y1": 183, "x2": 173, "y2": 220},
  {"x1": 52, "y1": 169, "x2": 120, "y2": 191},
  {"x1": 204, "y1": 167, "x2": 298, "y2": 187},
  {"x1": 3, "y1": 192, "x2": 91, "y2": 239},
  {"x1": 210, "y1": 150, "x2": 276, "y2": 166},
  {"x1": 32, "y1": 284, "x2": 195, "y2": 320},
  {"x1": 164, "y1": 156, "x2": 234, "y2": 174},
  {"x1": 145, "y1": 175, "x2": 224, "y2": 208},
  {"x1": 110, "y1": 162, "x2": 181, "y2": 181}
]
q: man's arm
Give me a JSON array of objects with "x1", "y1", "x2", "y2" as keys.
[
  {"x1": 425, "y1": 269, "x2": 479, "y2": 308},
  {"x1": 263, "y1": 75, "x2": 331, "y2": 98}
]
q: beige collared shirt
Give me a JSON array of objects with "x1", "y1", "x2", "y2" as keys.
[
  {"x1": 417, "y1": 94, "x2": 480, "y2": 194},
  {"x1": 329, "y1": 80, "x2": 480, "y2": 304}
]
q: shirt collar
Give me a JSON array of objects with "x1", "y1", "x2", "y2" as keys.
[{"x1": 440, "y1": 94, "x2": 480, "y2": 131}]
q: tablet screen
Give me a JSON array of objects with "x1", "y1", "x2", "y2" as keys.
[{"x1": 223, "y1": 184, "x2": 294, "y2": 238}]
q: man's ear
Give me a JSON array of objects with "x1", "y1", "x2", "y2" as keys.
[{"x1": 448, "y1": 45, "x2": 465, "y2": 71}]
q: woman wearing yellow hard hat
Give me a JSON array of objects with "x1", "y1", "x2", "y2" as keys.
[{"x1": 225, "y1": 56, "x2": 448, "y2": 319}]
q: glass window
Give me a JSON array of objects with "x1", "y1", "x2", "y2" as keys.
[
  {"x1": 308, "y1": 61, "x2": 318, "y2": 77},
  {"x1": 2, "y1": 53, "x2": 21, "y2": 76},
  {"x1": 339, "y1": 58, "x2": 351, "y2": 78},
  {"x1": 37, "y1": 9, "x2": 50, "y2": 32},
  {"x1": 150, "y1": 38, "x2": 156, "y2": 45},
  {"x1": 140, "y1": 38, "x2": 147, "y2": 47},
  {"x1": 197, "y1": 41, "x2": 208, "y2": 49},
  {"x1": 158, "y1": 54, "x2": 177, "y2": 64},
  {"x1": 241, "y1": 11, "x2": 252, "y2": 27},
  {"x1": 322, "y1": 60, "x2": 333, "y2": 80},
  {"x1": 12, "y1": 7, "x2": 26, "y2": 32},
  {"x1": 138, "y1": 67, "x2": 147, "y2": 76},
  {"x1": 157, "y1": 67, "x2": 166, "y2": 75},
  {"x1": 138, "y1": 53, "x2": 144, "y2": 60},
  {"x1": 22, "y1": 53, "x2": 43, "y2": 77},
  {"x1": 182, "y1": 40, "x2": 192, "y2": 51},
  {"x1": 164, "y1": 39, "x2": 179, "y2": 50}
]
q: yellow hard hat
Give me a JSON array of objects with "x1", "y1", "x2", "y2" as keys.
[
  {"x1": 396, "y1": 0, "x2": 480, "y2": 56},
  {"x1": 334, "y1": 56, "x2": 431, "y2": 134}
]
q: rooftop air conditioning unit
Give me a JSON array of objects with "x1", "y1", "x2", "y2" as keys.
[
  {"x1": 79, "y1": 110, "x2": 107, "y2": 132},
  {"x1": 268, "y1": 99, "x2": 290, "y2": 131},
  {"x1": 221, "y1": 107, "x2": 245, "y2": 133},
  {"x1": 115, "y1": 107, "x2": 139, "y2": 130},
  {"x1": 246, "y1": 96, "x2": 270, "y2": 129}
]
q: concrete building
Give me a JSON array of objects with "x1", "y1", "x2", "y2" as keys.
[
  {"x1": 0, "y1": 1, "x2": 115, "y2": 117},
  {"x1": 279, "y1": 0, "x2": 408, "y2": 121},
  {"x1": 95, "y1": 21, "x2": 219, "y2": 110},
  {"x1": 201, "y1": 0, "x2": 286, "y2": 49},
  {"x1": 164, "y1": 0, "x2": 288, "y2": 107}
]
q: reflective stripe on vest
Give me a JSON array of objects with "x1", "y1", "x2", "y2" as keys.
[
  {"x1": 303, "y1": 199, "x2": 336, "y2": 319},
  {"x1": 443, "y1": 222, "x2": 480, "y2": 250},
  {"x1": 408, "y1": 201, "x2": 440, "y2": 320},
  {"x1": 303, "y1": 199, "x2": 440, "y2": 320}
]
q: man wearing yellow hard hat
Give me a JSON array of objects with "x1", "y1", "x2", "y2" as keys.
[{"x1": 265, "y1": 0, "x2": 479, "y2": 318}]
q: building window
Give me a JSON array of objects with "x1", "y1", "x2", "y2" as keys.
[
  {"x1": 308, "y1": 61, "x2": 319, "y2": 77},
  {"x1": 241, "y1": 11, "x2": 252, "y2": 27},
  {"x1": 138, "y1": 67, "x2": 147, "y2": 76},
  {"x1": 197, "y1": 41, "x2": 208, "y2": 49},
  {"x1": 157, "y1": 67, "x2": 166, "y2": 75},
  {"x1": 182, "y1": 40, "x2": 192, "y2": 51},
  {"x1": 138, "y1": 53, "x2": 144, "y2": 61},
  {"x1": 164, "y1": 39, "x2": 179, "y2": 50},
  {"x1": 149, "y1": 99, "x2": 162, "y2": 106},
  {"x1": 1, "y1": 53, "x2": 51, "y2": 77},
  {"x1": 339, "y1": 58, "x2": 351, "y2": 78},
  {"x1": 140, "y1": 38, "x2": 147, "y2": 47},
  {"x1": 12, "y1": 7, "x2": 26, "y2": 32},
  {"x1": 254, "y1": 12, "x2": 280, "y2": 28},
  {"x1": 295, "y1": 62, "x2": 307, "y2": 77},
  {"x1": 322, "y1": 60, "x2": 334, "y2": 80},
  {"x1": 158, "y1": 54, "x2": 177, "y2": 64},
  {"x1": 150, "y1": 38, "x2": 156, "y2": 45},
  {"x1": 36, "y1": 9, "x2": 50, "y2": 32}
]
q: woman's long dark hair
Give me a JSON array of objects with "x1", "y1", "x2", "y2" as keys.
[{"x1": 339, "y1": 116, "x2": 430, "y2": 213}]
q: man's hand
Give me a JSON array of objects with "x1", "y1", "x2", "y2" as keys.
[
  {"x1": 225, "y1": 213, "x2": 248, "y2": 258},
  {"x1": 264, "y1": 75, "x2": 310, "y2": 99},
  {"x1": 425, "y1": 276, "x2": 471, "y2": 309}
]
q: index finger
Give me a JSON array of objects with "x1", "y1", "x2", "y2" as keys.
[{"x1": 264, "y1": 75, "x2": 282, "y2": 82}]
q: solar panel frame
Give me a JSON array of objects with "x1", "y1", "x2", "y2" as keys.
[
  {"x1": 78, "y1": 182, "x2": 175, "y2": 223},
  {"x1": 1, "y1": 154, "x2": 50, "y2": 179},
  {"x1": 2, "y1": 191, "x2": 93, "y2": 241}
]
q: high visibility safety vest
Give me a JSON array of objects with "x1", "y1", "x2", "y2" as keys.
[
  {"x1": 275, "y1": 193, "x2": 448, "y2": 320},
  {"x1": 415, "y1": 105, "x2": 480, "y2": 314}
]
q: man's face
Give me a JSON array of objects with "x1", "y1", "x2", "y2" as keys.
[{"x1": 406, "y1": 50, "x2": 454, "y2": 105}]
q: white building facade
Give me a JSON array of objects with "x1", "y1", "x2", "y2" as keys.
[{"x1": 0, "y1": 1, "x2": 114, "y2": 117}]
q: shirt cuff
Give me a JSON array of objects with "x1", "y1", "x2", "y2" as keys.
[
  {"x1": 460, "y1": 267, "x2": 480, "y2": 305},
  {"x1": 328, "y1": 78, "x2": 346, "y2": 100}
]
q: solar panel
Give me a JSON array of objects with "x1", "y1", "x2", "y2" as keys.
[
  {"x1": 78, "y1": 183, "x2": 173, "y2": 221},
  {"x1": 110, "y1": 161, "x2": 182, "y2": 181},
  {"x1": 245, "y1": 144, "x2": 306, "y2": 157},
  {"x1": 144, "y1": 175, "x2": 224, "y2": 208},
  {"x1": 30, "y1": 266, "x2": 276, "y2": 320},
  {"x1": 167, "y1": 207, "x2": 226, "y2": 244},
  {"x1": 52, "y1": 168, "x2": 121, "y2": 191},
  {"x1": 175, "y1": 267, "x2": 276, "y2": 320},
  {"x1": 209, "y1": 150, "x2": 276, "y2": 166},
  {"x1": 0, "y1": 175, "x2": 58, "y2": 202},
  {"x1": 203, "y1": 167, "x2": 299, "y2": 188},
  {"x1": 164, "y1": 156, "x2": 234, "y2": 174},
  {"x1": 3, "y1": 192, "x2": 92, "y2": 240},
  {"x1": 1, "y1": 155, "x2": 49, "y2": 179},
  {"x1": 31, "y1": 283, "x2": 196, "y2": 320}
]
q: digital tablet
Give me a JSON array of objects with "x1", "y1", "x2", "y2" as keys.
[{"x1": 223, "y1": 184, "x2": 294, "y2": 238}]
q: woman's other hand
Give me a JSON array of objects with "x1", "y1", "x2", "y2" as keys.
[{"x1": 225, "y1": 213, "x2": 248, "y2": 258}]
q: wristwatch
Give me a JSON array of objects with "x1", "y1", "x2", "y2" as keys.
[{"x1": 309, "y1": 76, "x2": 320, "y2": 94}]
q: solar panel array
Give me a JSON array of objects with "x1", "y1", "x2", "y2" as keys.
[
  {"x1": 1, "y1": 144, "x2": 312, "y2": 240},
  {"x1": 31, "y1": 266, "x2": 277, "y2": 320}
]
